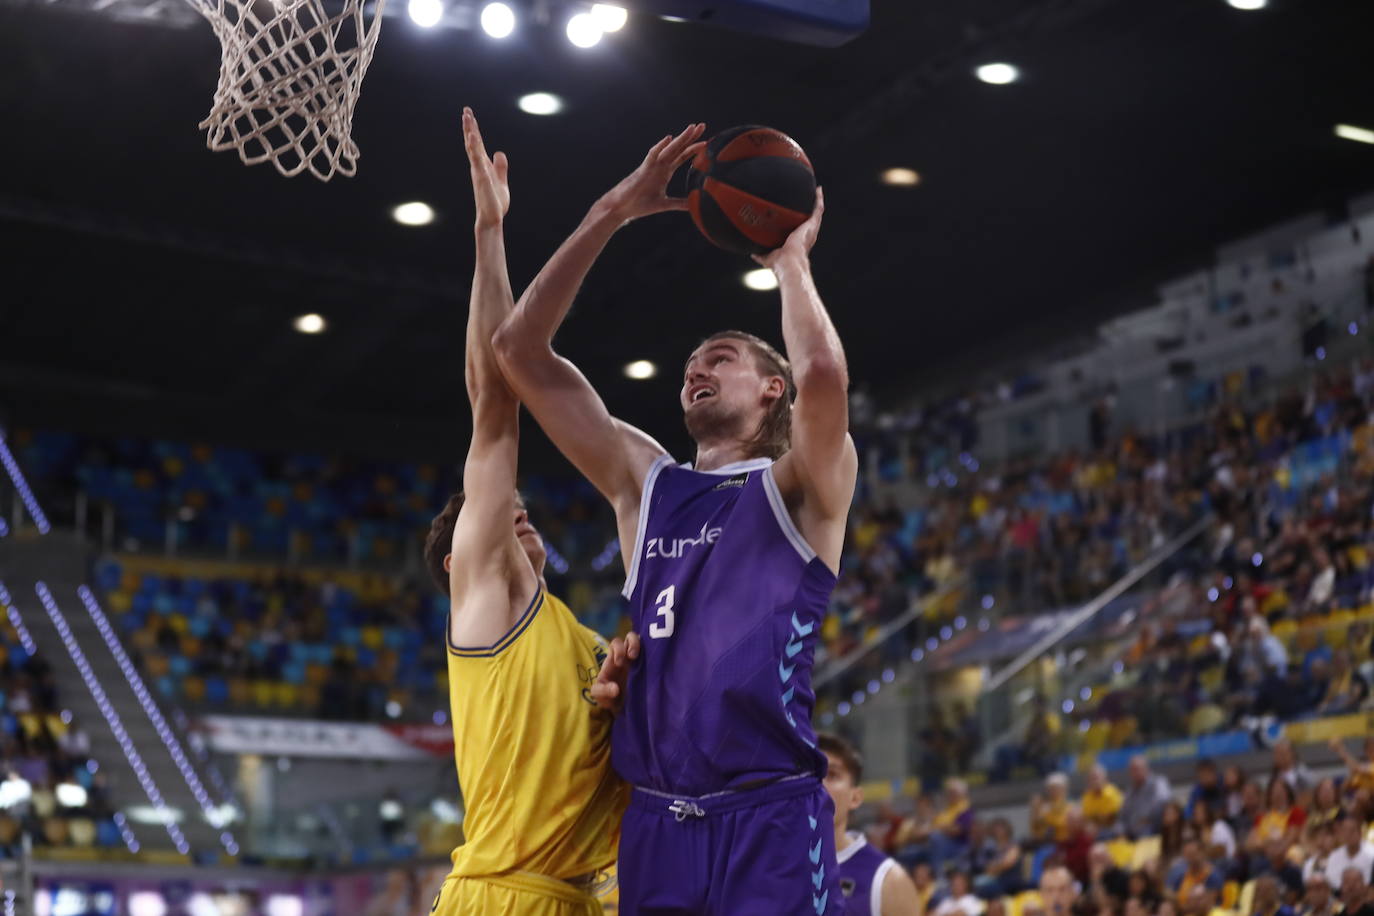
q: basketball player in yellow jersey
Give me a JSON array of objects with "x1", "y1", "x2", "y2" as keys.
[{"x1": 420, "y1": 108, "x2": 628, "y2": 916}]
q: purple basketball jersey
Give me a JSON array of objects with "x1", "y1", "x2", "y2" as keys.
[
  {"x1": 614, "y1": 456, "x2": 836, "y2": 795},
  {"x1": 838, "y1": 834, "x2": 899, "y2": 916}
]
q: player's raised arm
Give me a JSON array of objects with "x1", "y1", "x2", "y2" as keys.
[
  {"x1": 762, "y1": 189, "x2": 858, "y2": 559},
  {"x1": 446, "y1": 109, "x2": 527, "y2": 638},
  {"x1": 493, "y1": 125, "x2": 705, "y2": 511}
]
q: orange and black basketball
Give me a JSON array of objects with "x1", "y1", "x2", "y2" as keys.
[{"x1": 685, "y1": 125, "x2": 816, "y2": 257}]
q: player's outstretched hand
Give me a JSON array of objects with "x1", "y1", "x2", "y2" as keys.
[
  {"x1": 753, "y1": 186, "x2": 824, "y2": 272},
  {"x1": 590, "y1": 631, "x2": 641, "y2": 714},
  {"x1": 600, "y1": 124, "x2": 706, "y2": 223},
  {"x1": 463, "y1": 107, "x2": 509, "y2": 229}
]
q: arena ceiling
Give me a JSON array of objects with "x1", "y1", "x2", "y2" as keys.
[{"x1": 1, "y1": 0, "x2": 1371, "y2": 466}]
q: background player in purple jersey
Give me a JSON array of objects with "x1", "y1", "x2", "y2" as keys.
[
  {"x1": 819, "y1": 734, "x2": 921, "y2": 916},
  {"x1": 494, "y1": 124, "x2": 857, "y2": 915}
]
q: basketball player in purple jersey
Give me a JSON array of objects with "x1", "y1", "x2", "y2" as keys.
[
  {"x1": 494, "y1": 124, "x2": 855, "y2": 915},
  {"x1": 818, "y1": 734, "x2": 920, "y2": 916}
]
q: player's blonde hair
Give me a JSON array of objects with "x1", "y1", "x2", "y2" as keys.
[{"x1": 702, "y1": 330, "x2": 795, "y2": 460}]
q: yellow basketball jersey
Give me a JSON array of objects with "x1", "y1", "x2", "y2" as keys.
[{"x1": 446, "y1": 589, "x2": 626, "y2": 881}]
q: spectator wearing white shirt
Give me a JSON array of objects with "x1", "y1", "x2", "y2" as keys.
[
  {"x1": 932, "y1": 871, "x2": 984, "y2": 916},
  {"x1": 1327, "y1": 815, "x2": 1374, "y2": 890}
]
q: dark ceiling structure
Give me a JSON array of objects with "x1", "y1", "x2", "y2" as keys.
[{"x1": 1, "y1": 0, "x2": 1371, "y2": 467}]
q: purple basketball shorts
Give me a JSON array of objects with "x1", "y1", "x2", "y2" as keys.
[{"x1": 616, "y1": 775, "x2": 843, "y2": 916}]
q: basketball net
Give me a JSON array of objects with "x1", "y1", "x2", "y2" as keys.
[{"x1": 187, "y1": 0, "x2": 385, "y2": 180}]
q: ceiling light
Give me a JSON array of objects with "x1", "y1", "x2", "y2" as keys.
[
  {"x1": 1225, "y1": 0, "x2": 1266, "y2": 8},
  {"x1": 623, "y1": 360, "x2": 657, "y2": 380},
  {"x1": 1335, "y1": 124, "x2": 1374, "y2": 145},
  {"x1": 881, "y1": 167, "x2": 921, "y2": 186},
  {"x1": 480, "y1": 2, "x2": 515, "y2": 37},
  {"x1": 293, "y1": 313, "x2": 326, "y2": 335},
  {"x1": 743, "y1": 268, "x2": 779, "y2": 291},
  {"x1": 518, "y1": 92, "x2": 563, "y2": 116},
  {"x1": 566, "y1": 11, "x2": 602, "y2": 47},
  {"x1": 407, "y1": 0, "x2": 442, "y2": 27},
  {"x1": 975, "y1": 62, "x2": 1020, "y2": 85},
  {"x1": 590, "y1": 3, "x2": 627, "y2": 31},
  {"x1": 391, "y1": 201, "x2": 436, "y2": 226}
]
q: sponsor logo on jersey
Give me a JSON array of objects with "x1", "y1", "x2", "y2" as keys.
[
  {"x1": 645, "y1": 521, "x2": 722, "y2": 559},
  {"x1": 712, "y1": 472, "x2": 749, "y2": 491}
]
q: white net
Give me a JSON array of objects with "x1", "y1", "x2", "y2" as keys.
[{"x1": 188, "y1": 0, "x2": 386, "y2": 180}]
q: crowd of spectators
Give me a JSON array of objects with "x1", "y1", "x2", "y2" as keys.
[
  {"x1": 858, "y1": 738, "x2": 1374, "y2": 916},
  {"x1": 985, "y1": 361, "x2": 1374, "y2": 774},
  {"x1": 0, "y1": 613, "x2": 124, "y2": 854}
]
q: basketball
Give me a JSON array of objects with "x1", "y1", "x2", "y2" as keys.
[{"x1": 685, "y1": 125, "x2": 817, "y2": 256}]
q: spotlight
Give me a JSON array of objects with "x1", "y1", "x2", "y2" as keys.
[
  {"x1": 590, "y1": 3, "x2": 627, "y2": 31},
  {"x1": 975, "y1": 62, "x2": 1020, "y2": 85},
  {"x1": 743, "y1": 268, "x2": 779, "y2": 291},
  {"x1": 566, "y1": 11, "x2": 602, "y2": 47},
  {"x1": 407, "y1": 0, "x2": 442, "y2": 27},
  {"x1": 391, "y1": 201, "x2": 436, "y2": 226},
  {"x1": 517, "y1": 92, "x2": 563, "y2": 116},
  {"x1": 881, "y1": 167, "x2": 920, "y2": 186},
  {"x1": 293, "y1": 314, "x2": 326, "y2": 335},
  {"x1": 1226, "y1": 0, "x2": 1266, "y2": 8},
  {"x1": 1335, "y1": 124, "x2": 1374, "y2": 145},
  {"x1": 623, "y1": 360, "x2": 657, "y2": 380},
  {"x1": 480, "y1": 2, "x2": 515, "y2": 37}
]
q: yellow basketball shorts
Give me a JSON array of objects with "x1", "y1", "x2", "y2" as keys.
[{"x1": 431, "y1": 872, "x2": 603, "y2": 916}]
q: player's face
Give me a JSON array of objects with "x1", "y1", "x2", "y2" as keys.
[
  {"x1": 514, "y1": 495, "x2": 546, "y2": 576},
  {"x1": 680, "y1": 340, "x2": 779, "y2": 444},
  {"x1": 822, "y1": 751, "x2": 862, "y2": 831}
]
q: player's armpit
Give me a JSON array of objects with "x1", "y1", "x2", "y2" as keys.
[
  {"x1": 493, "y1": 333, "x2": 665, "y2": 509},
  {"x1": 880, "y1": 861, "x2": 922, "y2": 916}
]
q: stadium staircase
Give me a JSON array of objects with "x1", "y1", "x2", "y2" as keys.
[{"x1": 0, "y1": 531, "x2": 235, "y2": 858}]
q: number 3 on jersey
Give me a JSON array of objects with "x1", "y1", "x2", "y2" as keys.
[{"x1": 649, "y1": 585, "x2": 676, "y2": 639}]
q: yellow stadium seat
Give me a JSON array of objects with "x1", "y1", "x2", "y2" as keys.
[
  {"x1": 42, "y1": 818, "x2": 69, "y2": 846},
  {"x1": 1349, "y1": 546, "x2": 1369, "y2": 570},
  {"x1": 168, "y1": 614, "x2": 188, "y2": 634},
  {"x1": 18, "y1": 714, "x2": 42, "y2": 740},
  {"x1": 274, "y1": 683, "x2": 298, "y2": 707},
  {"x1": 146, "y1": 655, "x2": 171, "y2": 678},
  {"x1": 1190, "y1": 705, "x2": 1227, "y2": 736},
  {"x1": 183, "y1": 678, "x2": 206, "y2": 703},
  {"x1": 1132, "y1": 836, "x2": 1162, "y2": 869},
  {"x1": 1294, "y1": 626, "x2": 1320, "y2": 653},
  {"x1": 1262, "y1": 591, "x2": 1290, "y2": 617},
  {"x1": 1083, "y1": 722, "x2": 1111, "y2": 756},
  {"x1": 1107, "y1": 839, "x2": 1135, "y2": 867},
  {"x1": 229, "y1": 679, "x2": 251, "y2": 706},
  {"x1": 252, "y1": 681, "x2": 274, "y2": 707},
  {"x1": 1272, "y1": 618, "x2": 1298, "y2": 640},
  {"x1": 69, "y1": 819, "x2": 96, "y2": 847},
  {"x1": 107, "y1": 592, "x2": 131, "y2": 614},
  {"x1": 179, "y1": 636, "x2": 201, "y2": 657},
  {"x1": 306, "y1": 663, "x2": 328, "y2": 685},
  {"x1": 301, "y1": 684, "x2": 321, "y2": 709},
  {"x1": 1199, "y1": 667, "x2": 1225, "y2": 692},
  {"x1": 1109, "y1": 717, "x2": 1138, "y2": 748}
]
